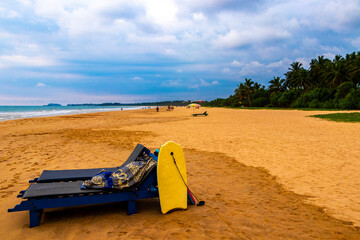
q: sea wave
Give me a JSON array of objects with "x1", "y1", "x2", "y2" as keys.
[{"x1": 0, "y1": 106, "x2": 145, "y2": 121}]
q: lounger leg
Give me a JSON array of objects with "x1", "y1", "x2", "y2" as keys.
[
  {"x1": 127, "y1": 200, "x2": 136, "y2": 215},
  {"x1": 29, "y1": 209, "x2": 43, "y2": 228}
]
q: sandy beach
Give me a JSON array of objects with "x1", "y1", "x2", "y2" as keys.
[{"x1": 1, "y1": 107, "x2": 360, "y2": 239}]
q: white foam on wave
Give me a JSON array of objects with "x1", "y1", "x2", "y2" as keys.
[{"x1": 0, "y1": 107, "x2": 145, "y2": 122}]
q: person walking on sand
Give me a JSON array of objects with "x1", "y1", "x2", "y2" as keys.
[{"x1": 156, "y1": 106, "x2": 159, "y2": 112}]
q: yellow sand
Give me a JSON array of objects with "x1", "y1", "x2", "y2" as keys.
[
  {"x1": 1, "y1": 107, "x2": 360, "y2": 239},
  {"x1": 127, "y1": 108, "x2": 360, "y2": 225}
]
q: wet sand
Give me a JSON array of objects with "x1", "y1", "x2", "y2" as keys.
[{"x1": 1, "y1": 107, "x2": 359, "y2": 239}]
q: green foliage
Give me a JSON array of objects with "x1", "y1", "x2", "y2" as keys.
[
  {"x1": 226, "y1": 95, "x2": 240, "y2": 107},
  {"x1": 278, "y1": 89, "x2": 301, "y2": 107},
  {"x1": 270, "y1": 92, "x2": 282, "y2": 107},
  {"x1": 252, "y1": 97, "x2": 269, "y2": 107},
  {"x1": 335, "y1": 82, "x2": 354, "y2": 99},
  {"x1": 206, "y1": 51, "x2": 360, "y2": 110},
  {"x1": 292, "y1": 88, "x2": 334, "y2": 108},
  {"x1": 308, "y1": 99, "x2": 320, "y2": 108},
  {"x1": 321, "y1": 100, "x2": 336, "y2": 109},
  {"x1": 338, "y1": 89, "x2": 360, "y2": 109},
  {"x1": 310, "y1": 112, "x2": 360, "y2": 122}
]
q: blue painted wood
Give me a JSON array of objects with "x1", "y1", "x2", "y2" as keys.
[
  {"x1": 36, "y1": 144, "x2": 147, "y2": 183},
  {"x1": 192, "y1": 111, "x2": 208, "y2": 116},
  {"x1": 29, "y1": 178, "x2": 38, "y2": 183},
  {"x1": 8, "y1": 168, "x2": 159, "y2": 227},
  {"x1": 127, "y1": 200, "x2": 136, "y2": 215},
  {"x1": 29, "y1": 209, "x2": 43, "y2": 228}
]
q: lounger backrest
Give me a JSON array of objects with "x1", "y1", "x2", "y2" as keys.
[{"x1": 120, "y1": 144, "x2": 146, "y2": 167}]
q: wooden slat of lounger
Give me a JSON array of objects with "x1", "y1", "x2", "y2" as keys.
[
  {"x1": 22, "y1": 182, "x2": 103, "y2": 199},
  {"x1": 24, "y1": 166, "x2": 157, "y2": 199},
  {"x1": 37, "y1": 168, "x2": 117, "y2": 183},
  {"x1": 36, "y1": 144, "x2": 146, "y2": 183}
]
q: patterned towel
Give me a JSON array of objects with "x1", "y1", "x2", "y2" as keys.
[{"x1": 81, "y1": 152, "x2": 156, "y2": 190}]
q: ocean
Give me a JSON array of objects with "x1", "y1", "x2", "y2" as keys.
[{"x1": 0, "y1": 105, "x2": 145, "y2": 121}]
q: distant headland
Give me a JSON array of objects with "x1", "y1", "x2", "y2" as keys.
[
  {"x1": 66, "y1": 100, "x2": 202, "y2": 107},
  {"x1": 45, "y1": 103, "x2": 62, "y2": 106}
]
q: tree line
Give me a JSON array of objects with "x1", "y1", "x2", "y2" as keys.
[{"x1": 204, "y1": 51, "x2": 360, "y2": 109}]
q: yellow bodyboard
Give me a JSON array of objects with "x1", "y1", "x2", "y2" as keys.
[{"x1": 157, "y1": 141, "x2": 187, "y2": 214}]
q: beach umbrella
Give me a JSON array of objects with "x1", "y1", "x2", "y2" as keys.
[
  {"x1": 187, "y1": 103, "x2": 201, "y2": 108},
  {"x1": 187, "y1": 103, "x2": 201, "y2": 113}
]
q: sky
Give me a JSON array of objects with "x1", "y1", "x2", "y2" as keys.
[{"x1": 0, "y1": 0, "x2": 359, "y2": 105}]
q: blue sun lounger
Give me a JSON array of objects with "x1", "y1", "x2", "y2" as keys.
[
  {"x1": 192, "y1": 111, "x2": 208, "y2": 117},
  {"x1": 8, "y1": 145, "x2": 159, "y2": 228},
  {"x1": 32, "y1": 144, "x2": 146, "y2": 183}
]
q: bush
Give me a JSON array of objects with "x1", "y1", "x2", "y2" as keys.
[
  {"x1": 335, "y1": 82, "x2": 354, "y2": 99},
  {"x1": 252, "y1": 97, "x2": 269, "y2": 107},
  {"x1": 321, "y1": 100, "x2": 336, "y2": 109},
  {"x1": 292, "y1": 95, "x2": 309, "y2": 108},
  {"x1": 338, "y1": 89, "x2": 360, "y2": 109},
  {"x1": 270, "y1": 92, "x2": 282, "y2": 107},
  {"x1": 231, "y1": 101, "x2": 240, "y2": 108},
  {"x1": 278, "y1": 90, "x2": 301, "y2": 107},
  {"x1": 308, "y1": 99, "x2": 321, "y2": 108},
  {"x1": 292, "y1": 88, "x2": 333, "y2": 108},
  {"x1": 308, "y1": 88, "x2": 334, "y2": 102}
]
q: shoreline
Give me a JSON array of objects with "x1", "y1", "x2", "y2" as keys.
[
  {"x1": 1, "y1": 107, "x2": 359, "y2": 238},
  {"x1": 0, "y1": 105, "x2": 151, "y2": 122}
]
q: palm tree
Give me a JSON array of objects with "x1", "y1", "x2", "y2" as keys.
[
  {"x1": 284, "y1": 61, "x2": 309, "y2": 90},
  {"x1": 347, "y1": 52, "x2": 360, "y2": 87},
  {"x1": 309, "y1": 56, "x2": 331, "y2": 88},
  {"x1": 268, "y1": 76, "x2": 285, "y2": 93},
  {"x1": 325, "y1": 54, "x2": 349, "y2": 87},
  {"x1": 234, "y1": 78, "x2": 254, "y2": 107}
]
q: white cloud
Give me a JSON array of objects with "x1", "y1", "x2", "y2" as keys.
[
  {"x1": 1, "y1": 0, "x2": 360, "y2": 104},
  {"x1": 161, "y1": 79, "x2": 182, "y2": 87},
  {"x1": 350, "y1": 37, "x2": 360, "y2": 48},
  {"x1": 160, "y1": 78, "x2": 219, "y2": 89},
  {"x1": 192, "y1": 12, "x2": 206, "y2": 21},
  {"x1": 266, "y1": 58, "x2": 292, "y2": 69},
  {"x1": 0, "y1": 88, "x2": 156, "y2": 105},
  {"x1": 144, "y1": 0, "x2": 178, "y2": 27},
  {"x1": 164, "y1": 48, "x2": 177, "y2": 56},
  {"x1": 213, "y1": 28, "x2": 291, "y2": 48},
  {"x1": 189, "y1": 78, "x2": 219, "y2": 88},
  {"x1": 222, "y1": 67, "x2": 230, "y2": 73},
  {"x1": 176, "y1": 69, "x2": 182, "y2": 73},
  {"x1": 16, "y1": 0, "x2": 31, "y2": 5},
  {"x1": 322, "y1": 53, "x2": 336, "y2": 60},
  {"x1": 36, "y1": 82, "x2": 45, "y2": 87},
  {"x1": 0, "y1": 8, "x2": 21, "y2": 18},
  {"x1": 127, "y1": 34, "x2": 178, "y2": 44},
  {"x1": 0, "y1": 55, "x2": 58, "y2": 67},
  {"x1": 231, "y1": 60, "x2": 243, "y2": 67},
  {"x1": 133, "y1": 76, "x2": 143, "y2": 80},
  {"x1": 239, "y1": 61, "x2": 265, "y2": 76},
  {"x1": 295, "y1": 57, "x2": 311, "y2": 69}
]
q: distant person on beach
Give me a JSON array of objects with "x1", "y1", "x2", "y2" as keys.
[{"x1": 156, "y1": 106, "x2": 159, "y2": 112}]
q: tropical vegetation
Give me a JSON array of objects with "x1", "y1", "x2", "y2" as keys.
[{"x1": 204, "y1": 51, "x2": 360, "y2": 110}]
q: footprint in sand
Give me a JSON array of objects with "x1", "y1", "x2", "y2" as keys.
[
  {"x1": 107, "y1": 231, "x2": 127, "y2": 237},
  {"x1": 0, "y1": 191, "x2": 15, "y2": 198},
  {"x1": 13, "y1": 173, "x2": 21, "y2": 183},
  {"x1": 3, "y1": 183, "x2": 15, "y2": 190}
]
